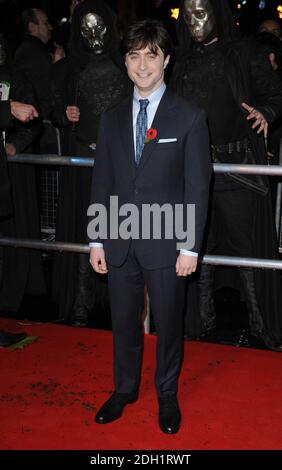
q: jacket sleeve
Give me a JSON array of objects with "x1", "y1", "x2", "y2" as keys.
[
  {"x1": 49, "y1": 74, "x2": 70, "y2": 129},
  {"x1": 0, "y1": 101, "x2": 12, "y2": 130},
  {"x1": 88, "y1": 112, "x2": 114, "y2": 243},
  {"x1": 183, "y1": 108, "x2": 212, "y2": 254},
  {"x1": 250, "y1": 47, "x2": 282, "y2": 124},
  {"x1": 6, "y1": 120, "x2": 43, "y2": 153},
  {"x1": 6, "y1": 69, "x2": 43, "y2": 152}
]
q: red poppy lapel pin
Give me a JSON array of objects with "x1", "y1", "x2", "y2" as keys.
[{"x1": 144, "y1": 128, "x2": 157, "y2": 144}]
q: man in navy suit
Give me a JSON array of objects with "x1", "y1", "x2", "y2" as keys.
[{"x1": 89, "y1": 19, "x2": 212, "y2": 434}]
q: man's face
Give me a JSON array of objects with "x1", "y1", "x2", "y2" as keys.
[
  {"x1": 80, "y1": 13, "x2": 107, "y2": 54},
  {"x1": 125, "y1": 45, "x2": 170, "y2": 97},
  {"x1": 259, "y1": 20, "x2": 282, "y2": 40},
  {"x1": 31, "y1": 10, "x2": 52, "y2": 44},
  {"x1": 183, "y1": 0, "x2": 216, "y2": 43}
]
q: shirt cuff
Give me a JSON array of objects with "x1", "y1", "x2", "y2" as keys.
[
  {"x1": 180, "y1": 249, "x2": 198, "y2": 257},
  {"x1": 89, "y1": 242, "x2": 103, "y2": 248}
]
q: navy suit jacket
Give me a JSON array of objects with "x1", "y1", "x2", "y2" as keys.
[{"x1": 89, "y1": 89, "x2": 212, "y2": 269}]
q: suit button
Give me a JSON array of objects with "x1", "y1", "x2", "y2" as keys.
[{"x1": 134, "y1": 189, "x2": 139, "y2": 195}]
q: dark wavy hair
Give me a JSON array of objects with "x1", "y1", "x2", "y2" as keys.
[
  {"x1": 20, "y1": 8, "x2": 41, "y2": 34},
  {"x1": 123, "y1": 19, "x2": 174, "y2": 59}
]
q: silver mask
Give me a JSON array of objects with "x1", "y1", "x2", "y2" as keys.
[
  {"x1": 80, "y1": 13, "x2": 107, "y2": 54},
  {"x1": 183, "y1": 0, "x2": 216, "y2": 43}
]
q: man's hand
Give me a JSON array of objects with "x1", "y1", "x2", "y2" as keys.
[
  {"x1": 70, "y1": 0, "x2": 81, "y2": 20},
  {"x1": 241, "y1": 102, "x2": 268, "y2": 138},
  {"x1": 89, "y1": 247, "x2": 108, "y2": 274},
  {"x1": 66, "y1": 105, "x2": 80, "y2": 122},
  {"x1": 5, "y1": 143, "x2": 16, "y2": 156},
  {"x1": 176, "y1": 254, "x2": 198, "y2": 277},
  {"x1": 10, "y1": 101, "x2": 38, "y2": 123},
  {"x1": 52, "y1": 43, "x2": 66, "y2": 63}
]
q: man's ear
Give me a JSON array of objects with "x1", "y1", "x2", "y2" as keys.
[
  {"x1": 164, "y1": 55, "x2": 170, "y2": 69},
  {"x1": 269, "y1": 52, "x2": 278, "y2": 71}
]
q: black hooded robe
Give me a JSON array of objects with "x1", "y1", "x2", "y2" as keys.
[
  {"x1": 171, "y1": 0, "x2": 282, "y2": 342},
  {"x1": 50, "y1": 0, "x2": 131, "y2": 321}
]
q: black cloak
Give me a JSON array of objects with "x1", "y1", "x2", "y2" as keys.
[
  {"x1": 171, "y1": 0, "x2": 282, "y2": 342},
  {"x1": 51, "y1": 0, "x2": 131, "y2": 321}
]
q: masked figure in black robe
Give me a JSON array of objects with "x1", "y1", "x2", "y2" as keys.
[
  {"x1": 51, "y1": 0, "x2": 131, "y2": 326},
  {"x1": 171, "y1": 0, "x2": 282, "y2": 351}
]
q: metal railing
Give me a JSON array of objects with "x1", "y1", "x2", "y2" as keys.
[
  {"x1": 0, "y1": 237, "x2": 281, "y2": 270},
  {"x1": 7, "y1": 153, "x2": 282, "y2": 174},
  {"x1": 4, "y1": 153, "x2": 282, "y2": 334},
  {"x1": 4, "y1": 153, "x2": 282, "y2": 264}
]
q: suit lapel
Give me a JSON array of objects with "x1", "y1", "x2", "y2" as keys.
[
  {"x1": 116, "y1": 90, "x2": 176, "y2": 179},
  {"x1": 135, "y1": 89, "x2": 175, "y2": 176}
]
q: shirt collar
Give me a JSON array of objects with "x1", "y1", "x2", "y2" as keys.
[{"x1": 133, "y1": 82, "x2": 166, "y2": 106}]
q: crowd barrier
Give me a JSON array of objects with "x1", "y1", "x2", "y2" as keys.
[
  {"x1": 3, "y1": 153, "x2": 282, "y2": 262},
  {"x1": 2, "y1": 154, "x2": 282, "y2": 333}
]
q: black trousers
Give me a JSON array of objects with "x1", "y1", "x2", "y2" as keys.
[{"x1": 108, "y1": 242, "x2": 186, "y2": 397}]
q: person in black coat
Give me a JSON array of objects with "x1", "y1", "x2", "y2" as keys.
[
  {"x1": 0, "y1": 32, "x2": 45, "y2": 314},
  {"x1": 14, "y1": 8, "x2": 65, "y2": 120},
  {"x1": 0, "y1": 94, "x2": 38, "y2": 347},
  {"x1": 171, "y1": 0, "x2": 282, "y2": 351}
]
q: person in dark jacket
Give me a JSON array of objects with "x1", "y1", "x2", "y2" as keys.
[
  {"x1": 14, "y1": 8, "x2": 65, "y2": 119},
  {"x1": 89, "y1": 18, "x2": 211, "y2": 434},
  {"x1": 258, "y1": 19, "x2": 282, "y2": 40},
  {"x1": 0, "y1": 32, "x2": 45, "y2": 314},
  {"x1": 51, "y1": 0, "x2": 131, "y2": 326},
  {"x1": 0, "y1": 93, "x2": 38, "y2": 347},
  {"x1": 171, "y1": 0, "x2": 282, "y2": 351}
]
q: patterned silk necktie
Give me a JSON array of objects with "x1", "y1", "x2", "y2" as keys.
[{"x1": 135, "y1": 99, "x2": 149, "y2": 165}]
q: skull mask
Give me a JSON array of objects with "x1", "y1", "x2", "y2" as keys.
[{"x1": 80, "y1": 12, "x2": 107, "y2": 54}]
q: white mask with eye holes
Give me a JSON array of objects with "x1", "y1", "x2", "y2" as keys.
[{"x1": 80, "y1": 12, "x2": 107, "y2": 54}]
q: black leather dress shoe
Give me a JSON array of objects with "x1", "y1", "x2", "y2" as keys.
[
  {"x1": 95, "y1": 391, "x2": 138, "y2": 424},
  {"x1": 71, "y1": 318, "x2": 88, "y2": 328},
  {"x1": 70, "y1": 307, "x2": 88, "y2": 328},
  {"x1": 0, "y1": 331, "x2": 27, "y2": 347},
  {"x1": 158, "y1": 395, "x2": 181, "y2": 434}
]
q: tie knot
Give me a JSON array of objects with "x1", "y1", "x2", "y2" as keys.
[{"x1": 139, "y1": 99, "x2": 149, "y2": 111}]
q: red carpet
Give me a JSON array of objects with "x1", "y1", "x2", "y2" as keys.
[{"x1": 0, "y1": 318, "x2": 282, "y2": 450}]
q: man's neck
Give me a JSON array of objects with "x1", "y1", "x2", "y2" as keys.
[{"x1": 134, "y1": 82, "x2": 166, "y2": 101}]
